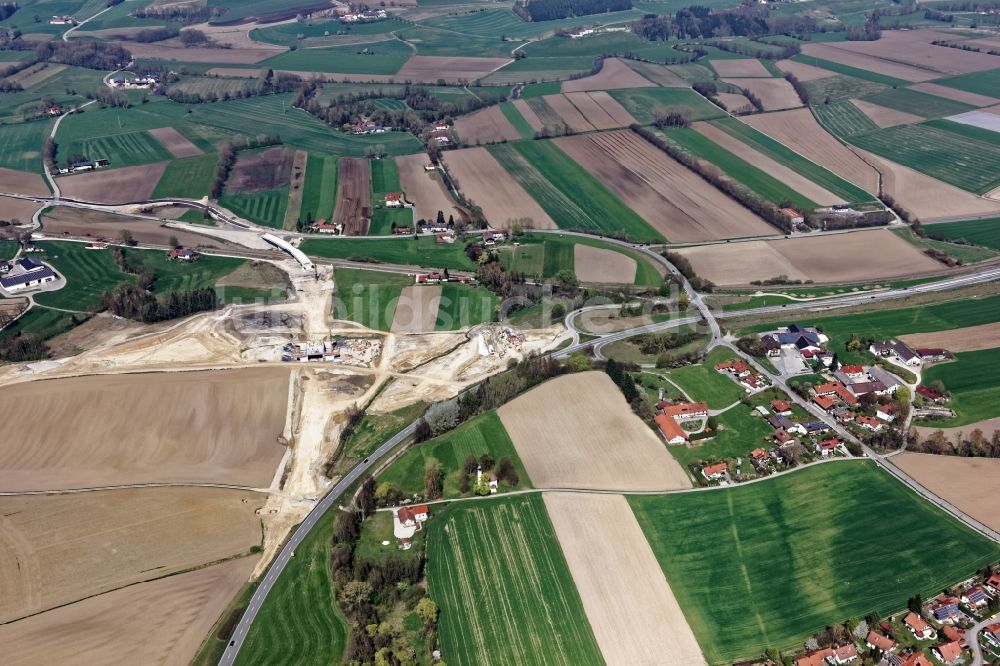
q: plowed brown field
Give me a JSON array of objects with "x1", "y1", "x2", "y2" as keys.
[
  {"x1": 776, "y1": 59, "x2": 834, "y2": 81},
  {"x1": 512, "y1": 99, "x2": 544, "y2": 132},
  {"x1": 41, "y1": 207, "x2": 230, "y2": 248},
  {"x1": 712, "y1": 58, "x2": 770, "y2": 77},
  {"x1": 391, "y1": 286, "x2": 441, "y2": 333},
  {"x1": 553, "y1": 130, "x2": 775, "y2": 242},
  {"x1": 0, "y1": 166, "x2": 48, "y2": 196},
  {"x1": 818, "y1": 29, "x2": 1000, "y2": 76},
  {"x1": 561, "y1": 58, "x2": 655, "y2": 92},
  {"x1": 0, "y1": 368, "x2": 290, "y2": 491},
  {"x1": 396, "y1": 56, "x2": 511, "y2": 83},
  {"x1": 564, "y1": 92, "x2": 618, "y2": 130},
  {"x1": 0, "y1": 487, "x2": 262, "y2": 622},
  {"x1": 724, "y1": 77, "x2": 802, "y2": 110},
  {"x1": 454, "y1": 105, "x2": 522, "y2": 144},
  {"x1": 149, "y1": 127, "x2": 202, "y2": 158},
  {"x1": 910, "y1": 82, "x2": 1000, "y2": 108},
  {"x1": 851, "y1": 99, "x2": 922, "y2": 128},
  {"x1": 497, "y1": 371, "x2": 690, "y2": 491},
  {"x1": 900, "y1": 322, "x2": 1000, "y2": 353},
  {"x1": 573, "y1": 244, "x2": 636, "y2": 283},
  {"x1": 543, "y1": 93, "x2": 595, "y2": 133},
  {"x1": 57, "y1": 162, "x2": 169, "y2": 203},
  {"x1": 895, "y1": 453, "x2": 1000, "y2": 533},
  {"x1": 443, "y1": 147, "x2": 554, "y2": 229},
  {"x1": 396, "y1": 153, "x2": 457, "y2": 223},
  {"x1": 331, "y1": 157, "x2": 371, "y2": 235}
]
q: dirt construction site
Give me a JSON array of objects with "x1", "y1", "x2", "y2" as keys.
[{"x1": 0, "y1": 253, "x2": 566, "y2": 663}]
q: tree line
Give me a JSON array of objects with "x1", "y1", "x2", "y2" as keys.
[
  {"x1": 513, "y1": 0, "x2": 632, "y2": 22},
  {"x1": 210, "y1": 134, "x2": 282, "y2": 199},
  {"x1": 165, "y1": 69, "x2": 302, "y2": 105},
  {"x1": 102, "y1": 283, "x2": 218, "y2": 323}
]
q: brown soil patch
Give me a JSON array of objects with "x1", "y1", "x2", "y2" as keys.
[
  {"x1": 148, "y1": 126, "x2": 202, "y2": 158},
  {"x1": 712, "y1": 58, "x2": 771, "y2": 77},
  {"x1": 0, "y1": 196, "x2": 41, "y2": 223},
  {"x1": 396, "y1": 56, "x2": 511, "y2": 84},
  {"x1": 454, "y1": 105, "x2": 521, "y2": 144},
  {"x1": 512, "y1": 98, "x2": 544, "y2": 132},
  {"x1": 800, "y1": 43, "x2": 938, "y2": 82},
  {"x1": 282, "y1": 149, "x2": 308, "y2": 230},
  {"x1": 851, "y1": 99, "x2": 922, "y2": 128},
  {"x1": 543, "y1": 93, "x2": 595, "y2": 132},
  {"x1": 914, "y1": 417, "x2": 1000, "y2": 444},
  {"x1": 909, "y1": 81, "x2": 1000, "y2": 108},
  {"x1": 0, "y1": 368, "x2": 289, "y2": 492},
  {"x1": 497, "y1": 371, "x2": 690, "y2": 491},
  {"x1": 715, "y1": 92, "x2": 754, "y2": 113},
  {"x1": 390, "y1": 285, "x2": 441, "y2": 333},
  {"x1": 776, "y1": 58, "x2": 835, "y2": 81},
  {"x1": 553, "y1": 130, "x2": 775, "y2": 242},
  {"x1": 724, "y1": 77, "x2": 802, "y2": 111},
  {"x1": 820, "y1": 29, "x2": 1000, "y2": 77},
  {"x1": 623, "y1": 59, "x2": 686, "y2": 86},
  {"x1": 0, "y1": 167, "x2": 46, "y2": 196},
  {"x1": 331, "y1": 157, "x2": 371, "y2": 235},
  {"x1": 587, "y1": 91, "x2": 636, "y2": 126},
  {"x1": 396, "y1": 153, "x2": 457, "y2": 223},
  {"x1": 573, "y1": 244, "x2": 636, "y2": 283},
  {"x1": 0, "y1": 557, "x2": 254, "y2": 666},
  {"x1": 676, "y1": 229, "x2": 942, "y2": 286},
  {"x1": 563, "y1": 92, "x2": 618, "y2": 130},
  {"x1": 742, "y1": 109, "x2": 880, "y2": 194},
  {"x1": 443, "y1": 146, "x2": 555, "y2": 229},
  {"x1": 854, "y1": 146, "x2": 1000, "y2": 220},
  {"x1": 692, "y1": 121, "x2": 845, "y2": 205},
  {"x1": 119, "y1": 41, "x2": 278, "y2": 64},
  {"x1": 226, "y1": 146, "x2": 293, "y2": 193},
  {"x1": 57, "y1": 162, "x2": 169, "y2": 204},
  {"x1": 0, "y1": 487, "x2": 262, "y2": 622},
  {"x1": 894, "y1": 452, "x2": 1000, "y2": 533},
  {"x1": 544, "y1": 492, "x2": 706, "y2": 666},
  {"x1": 900, "y1": 321, "x2": 1000, "y2": 353},
  {"x1": 40, "y1": 207, "x2": 232, "y2": 249},
  {"x1": 561, "y1": 57, "x2": 656, "y2": 92}
]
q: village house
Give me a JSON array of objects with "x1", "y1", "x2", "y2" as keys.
[
  {"x1": 866, "y1": 630, "x2": 895, "y2": 652},
  {"x1": 814, "y1": 381, "x2": 858, "y2": 407},
  {"x1": 781, "y1": 207, "x2": 805, "y2": 224},
  {"x1": 917, "y1": 385, "x2": 947, "y2": 403},
  {"x1": 794, "y1": 647, "x2": 834, "y2": 666},
  {"x1": 654, "y1": 413, "x2": 688, "y2": 445},
  {"x1": 961, "y1": 584, "x2": 989, "y2": 608},
  {"x1": 813, "y1": 394, "x2": 837, "y2": 411},
  {"x1": 168, "y1": 247, "x2": 198, "y2": 262},
  {"x1": 313, "y1": 219, "x2": 341, "y2": 234},
  {"x1": 0, "y1": 260, "x2": 10, "y2": 273},
  {"x1": 986, "y1": 572, "x2": 1000, "y2": 595},
  {"x1": 660, "y1": 401, "x2": 709, "y2": 420},
  {"x1": 876, "y1": 405, "x2": 896, "y2": 423},
  {"x1": 716, "y1": 359, "x2": 753, "y2": 378},
  {"x1": 430, "y1": 129, "x2": 451, "y2": 145},
  {"x1": 435, "y1": 231, "x2": 455, "y2": 244},
  {"x1": 871, "y1": 340, "x2": 921, "y2": 367},
  {"x1": 898, "y1": 654, "x2": 933, "y2": 666},
  {"x1": 702, "y1": 462, "x2": 728, "y2": 481},
  {"x1": 931, "y1": 641, "x2": 962, "y2": 665},
  {"x1": 931, "y1": 595, "x2": 961, "y2": 623},
  {"x1": 0, "y1": 258, "x2": 57, "y2": 293},
  {"x1": 49, "y1": 15, "x2": 76, "y2": 25},
  {"x1": 817, "y1": 437, "x2": 840, "y2": 456},
  {"x1": 904, "y1": 612, "x2": 936, "y2": 640},
  {"x1": 941, "y1": 625, "x2": 962, "y2": 643},
  {"x1": 774, "y1": 428, "x2": 796, "y2": 446},
  {"x1": 385, "y1": 193, "x2": 403, "y2": 208},
  {"x1": 855, "y1": 415, "x2": 883, "y2": 433},
  {"x1": 423, "y1": 162, "x2": 436, "y2": 171},
  {"x1": 829, "y1": 644, "x2": 858, "y2": 665},
  {"x1": 750, "y1": 447, "x2": 770, "y2": 467},
  {"x1": 916, "y1": 348, "x2": 949, "y2": 362},
  {"x1": 847, "y1": 380, "x2": 890, "y2": 399},
  {"x1": 397, "y1": 504, "x2": 429, "y2": 529},
  {"x1": 842, "y1": 364, "x2": 867, "y2": 380},
  {"x1": 983, "y1": 622, "x2": 1000, "y2": 648},
  {"x1": 761, "y1": 334, "x2": 781, "y2": 357},
  {"x1": 805, "y1": 420, "x2": 830, "y2": 434},
  {"x1": 482, "y1": 230, "x2": 507, "y2": 245},
  {"x1": 771, "y1": 399, "x2": 792, "y2": 416}
]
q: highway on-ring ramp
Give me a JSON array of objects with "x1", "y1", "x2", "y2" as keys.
[{"x1": 218, "y1": 421, "x2": 417, "y2": 666}]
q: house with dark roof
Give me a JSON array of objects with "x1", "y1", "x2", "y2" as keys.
[
  {"x1": 961, "y1": 585, "x2": 989, "y2": 608},
  {"x1": 931, "y1": 597, "x2": 961, "y2": 623},
  {"x1": 804, "y1": 420, "x2": 830, "y2": 434},
  {"x1": 917, "y1": 385, "x2": 947, "y2": 403},
  {"x1": 0, "y1": 258, "x2": 56, "y2": 292}
]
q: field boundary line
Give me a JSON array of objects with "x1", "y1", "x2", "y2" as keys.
[{"x1": 0, "y1": 482, "x2": 270, "y2": 496}]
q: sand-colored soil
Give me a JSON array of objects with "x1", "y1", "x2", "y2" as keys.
[
  {"x1": 561, "y1": 58, "x2": 656, "y2": 92},
  {"x1": 391, "y1": 285, "x2": 442, "y2": 333},
  {"x1": 396, "y1": 153, "x2": 457, "y2": 223},
  {"x1": 0, "y1": 368, "x2": 290, "y2": 492},
  {"x1": 553, "y1": 130, "x2": 775, "y2": 242},
  {"x1": 544, "y1": 492, "x2": 706, "y2": 666},
  {"x1": 910, "y1": 81, "x2": 1000, "y2": 108},
  {"x1": 40, "y1": 207, "x2": 229, "y2": 248},
  {"x1": 396, "y1": 56, "x2": 510, "y2": 83},
  {"x1": 0, "y1": 487, "x2": 262, "y2": 622},
  {"x1": 854, "y1": 146, "x2": 1000, "y2": 220},
  {"x1": 497, "y1": 371, "x2": 690, "y2": 491},
  {"x1": 851, "y1": 99, "x2": 922, "y2": 128},
  {"x1": 57, "y1": 161, "x2": 169, "y2": 204},
  {"x1": 0, "y1": 196, "x2": 41, "y2": 223},
  {"x1": 676, "y1": 229, "x2": 942, "y2": 286},
  {"x1": 914, "y1": 418, "x2": 1000, "y2": 444},
  {"x1": 0, "y1": 556, "x2": 255, "y2": 666},
  {"x1": 0, "y1": 166, "x2": 49, "y2": 196},
  {"x1": 587, "y1": 91, "x2": 636, "y2": 126},
  {"x1": 776, "y1": 58, "x2": 835, "y2": 81},
  {"x1": 543, "y1": 93, "x2": 595, "y2": 133},
  {"x1": 332, "y1": 157, "x2": 371, "y2": 235},
  {"x1": 573, "y1": 244, "x2": 636, "y2": 283},
  {"x1": 742, "y1": 109, "x2": 880, "y2": 194},
  {"x1": 119, "y1": 41, "x2": 277, "y2": 64},
  {"x1": 149, "y1": 126, "x2": 202, "y2": 158},
  {"x1": 901, "y1": 321, "x2": 1000, "y2": 353},
  {"x1": 692, "y1": 121, "x2": 844, "y2": 205},
  {"x1": 454, "y1": 105, "x2": 522, "y2": 144},
  {"x1": 820, "y1": 29, "x2": 1000, "y2": 76},
  {"x1": 623, "y1": 59, "x2": 686, "y2": 86},
  {"x1": 565, "y1": 92, "x2": 619, "y2": 130},
  {"x1": 800, "y1": 43, "x2": 938, "y2": 82},
  {"x1": 895, "y1": 452, "x2": 1000, "y2": 533},
  {"x1": 512, "y1": 98, "x2": 544, "y2": 132},
  {"x1": 948, "y1": 110, "x2": 1000, "y2": 132},
  {"x1": 724, "y1": 77, "x2": 802, "y2": 111},
  {"x1": 715, "y1": 92, "x2": 753, "y2": 113},
  {"x1": 443, "y1": 147, "x2": 555, "y2": 229},
  {"x1": 712, "y1": 58, "x2": 771, "y2": 77}
]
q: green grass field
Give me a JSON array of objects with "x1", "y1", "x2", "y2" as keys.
[
  {"x1": 609, "y1": 87, "x2": 725, "y2": 126},
  {"x1": 497, "y1": 233, "x2": 663, "y2": 286},
  {"x1": 331, "y1": 267, "x2": 412, "y2": 330},
  {"x1": 379, "y1": 412, "x2": 529, "y2": 497},
  {"x1": 369, "y1": 157, "x2": 412, "y2": 235},
  {"x1": 892, "y1": 228, "x2": 999, "y2": 264},
  {"x1": 812, "y1": 101, "x2": 879, "y2": 138},
  {"x1": 631, "y1": 461, "x2": 1000, "y2": 664},
  {"x1": 802, "y1": 74, "x2": 889, "y2": 104},
  {"x1": 664, "y1": 347, "x2": 746, "y2": 409},
  {"x1": 848, "y1": 123, "x2": 1000, "y2": 194},
  {"x1": 251, "y1": 17, "x2": 405, "y2": 46},
  {"x1": 925, "y1": 118, "x2": 1000, "y2": 146},
  {"x1": 499, "y1": 101, "x2": 535, "y2": 139},
  {"x1": 919, "y1": 347, "x2": 1000, "y2": 426},
  {"x1": 789, "y1": 54, "x2": 909, "y2": 87},
  {"x1": 924, "y1": 217, "x2": 1000, "y2": 250},
  {"x1": 862, "y1": 87, "x2": 975, "y2": 119},
  {"x1": 303, "y1": 235, "x2": 475, "y2": 270},
  {"x1": 219, "y1": 189, "x2": 289, "y2": 229},
  {"x1": 668, "y1": 401, "x2": 775, "y2": 467},
  {"x1": 434, "y1": 283, "x2": 498, "y2": 330},
  {"x1": 234, "y1": 507, "x2": 348, "y2": 666},
  {"x1": 488, "y1": 141, "x2": 664, "y2": 242},
  {"x1": 152, "y1": 153, "x2": 219, "y2": 199},
  {"x1": 260, "y1": 40, "x2": 412, "y2": 75},
  {"x1": 63, "y1": 129, "x2": 174, "y2": 168},
  {"x1": 0, "y1": 305, "x2": 86, "y2": 342},
  {"x1": 710, "y1": 117, "x2": 877, "y2": 203},
  {"x1": 301, "y1": 154, "x2": 338, "y2": 223},
  {"x1": 932, "y1": 67, "x2": 1000, "y2": 99},
  {"x1": 660, "y1": 126, "x2": 819, "y2": 209},
  {"x1": 427, "y1": 494, "x2": 603, "y2": 666},
  {"x1": 0, "y1": 120, "x2": 51, "y2": 173}
]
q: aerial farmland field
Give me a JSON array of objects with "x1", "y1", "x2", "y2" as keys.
[
  {"x1": 630, "y1": 462, "x2": 1000, "y2": 663},
  {"x1": 924, "y1": 217, "x2": 1000, "y2": 249},
  {"x1": 919, "y1": 347, "x2": 1000, "y2": 426}
]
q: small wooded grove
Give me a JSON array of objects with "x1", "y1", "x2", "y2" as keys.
[
  {"x1": 514, "y1": 0, "x2": 631, "y2": 22},
  {"x1": 102, "y1": 283, "x2": 218, "y2": 323}
]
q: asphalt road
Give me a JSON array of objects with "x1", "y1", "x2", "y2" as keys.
[{"x1": 218, "y1": 421, "x2": 416, "y2": 666}]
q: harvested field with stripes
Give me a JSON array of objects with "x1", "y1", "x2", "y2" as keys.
[
  {"x1": 427, "y1": 494, "x2": 603, "y2": 666},
  {"x1": 511, "y1": 98, "x2": 544, "y2": 132},
  {"x1": 910, "y1": 82, "x2": 1000, "y2": 108},
  {"x1": 724, "y1": 77, "x2": 802, "y2": 111},
  {"x1": 553, "y1": 130, "x2": 775, "y2": 242},
  {"x1": 443, "y1": 147, "x2": 555, "y2": 229},
  {"x1": 331, "y1": 157, "x2": 372, "y2": 235},
  {"x1": 396, "y1": 56, "x2": 511, "y2": 83},
  {"x1": 454, "y1": 105, "x2": 522, "y2": 144},
  {"x1": 776, "y1": 58, "x2": 834, "y2": 81},
  {"x1": 497, "y1": 371, "x2": 690, "y2": 491},
  {"x1": 543, "y1": 93, "x2": 594, "y2": 133},
  {"x1": 822, "y1": 29, "x2": 1000, "y2": 77},
  {"x1": 800, "y1": 43, "x2": 938, "y2": 82},
  {"x1": 716, "y1": 92, "x2": 754, "y2": 113},
  {"x1": 624, "y1": 59, "x2": 686, "y2": 86},
  {"x1": 396, "y1": 153, "x2": 457, "y2": 223},
  {"x1": 561, "y1": 58, "x2": 655, "y2": 92},
  {"x1": 851, "y1": 99, "x2": 922, "y2": 128},
  {"x1": 561, "y1": 91, "x2": 635, "y2": 129},
  {"x1": 148, "y1": 127, "x2": 202, "y2": 158}
]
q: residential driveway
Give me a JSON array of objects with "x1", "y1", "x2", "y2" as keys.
[{"x1": 779, "y1": 348, "x2": 810, "y2": 376}]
